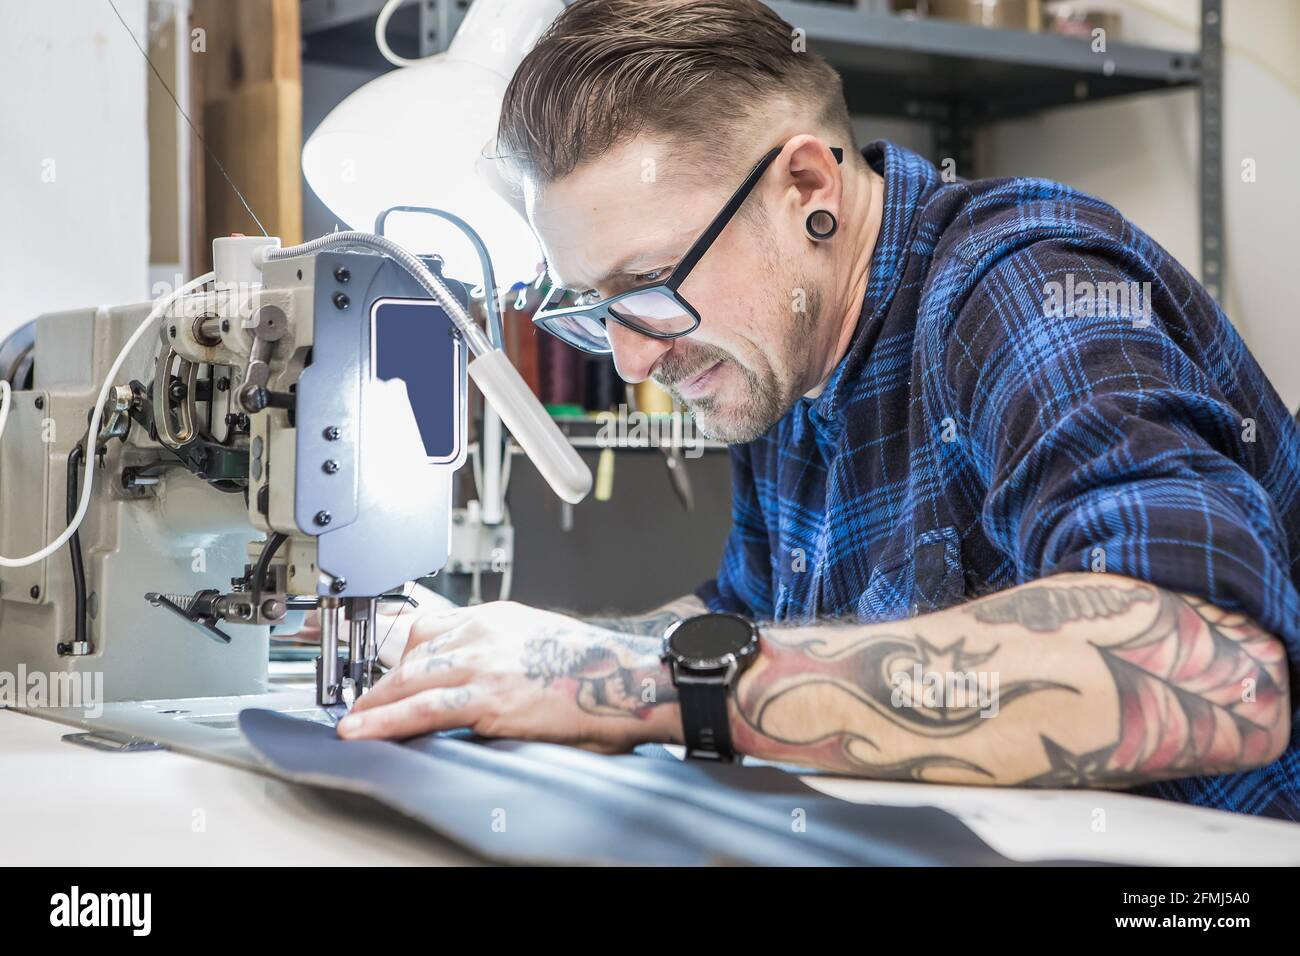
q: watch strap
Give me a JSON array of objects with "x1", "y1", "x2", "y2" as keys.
[{"x1": 676, "y1": 669, "x2": 735, "y2": 761}]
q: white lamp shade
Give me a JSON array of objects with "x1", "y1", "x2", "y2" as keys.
[{"x1": 302, "y1": 0, "x2": 565, "y2": 289}]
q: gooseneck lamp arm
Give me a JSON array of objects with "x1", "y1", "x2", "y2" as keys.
[{"x1": 258, "y1": 228, "x2": 591, "y2": 507}]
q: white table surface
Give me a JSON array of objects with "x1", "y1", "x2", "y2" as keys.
[{"x1": 3, "y1": 707, "x2": 1298, "y2": 866}]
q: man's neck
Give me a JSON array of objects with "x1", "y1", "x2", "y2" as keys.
[{"x1": 803, "y1": 162, "x2": 885, "y2": 400}]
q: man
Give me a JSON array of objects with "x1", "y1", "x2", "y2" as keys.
[{"x1": 338, "y1": 0, "x2": 1299, "y2": 819}]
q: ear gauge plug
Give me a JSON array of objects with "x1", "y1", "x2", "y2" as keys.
[{"x1": 805, "y1": 210, "x2": 838, "y2": 241}]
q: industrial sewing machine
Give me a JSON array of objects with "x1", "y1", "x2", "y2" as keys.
[{"x1": 0, "y1": 227, "x2": 589, "y2": 726}]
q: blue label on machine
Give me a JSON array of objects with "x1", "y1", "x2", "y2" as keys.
[{"x1": 369, "y1": 298, "x2": 465, "y2": 465}]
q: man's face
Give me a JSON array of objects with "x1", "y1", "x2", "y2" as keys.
[{"x1": 526, "y1": 136, "x2": 824, "y2": 443}]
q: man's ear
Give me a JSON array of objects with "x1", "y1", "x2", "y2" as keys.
[{"x1": 781, "y1": 134, "x2": 843, "y2": 218}]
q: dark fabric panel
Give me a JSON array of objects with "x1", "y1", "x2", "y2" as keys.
[{"x1": 240, "y1": 710, "x2": 1099, "y2": 866}]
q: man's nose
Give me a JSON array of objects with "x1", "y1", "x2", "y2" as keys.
[{"x1": 608, "y1": 320, "x2": 673, "y2": 384}]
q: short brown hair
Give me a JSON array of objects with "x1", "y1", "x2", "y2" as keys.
[{"x1": 496, "y1": 0, "x2": 855, "y2": 185}]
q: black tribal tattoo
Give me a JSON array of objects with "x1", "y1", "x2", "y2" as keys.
[
  {"x1": 733, "y1": 579, "x2": 1288, "y2": 787},
  {"x1": 733, "y1": 626, "x2": 1075, "y2": 779},
  {"x1": 967, "y1": 583, "x2": 1154, "y2": 632}
]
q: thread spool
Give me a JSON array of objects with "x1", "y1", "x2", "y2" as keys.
[
  {"x1": 634, "y1": 380, "x2": 674, "y2": 416},
  {"x1": 538, "y1": 331, "x2": 585, "y2": 410},
  {"x1": 584, "y1": 356, "x2": 620, "y2": 412}
]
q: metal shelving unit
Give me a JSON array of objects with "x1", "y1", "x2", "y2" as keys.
[
  {"x1": 301, "y1": 0, "x2": 468, "y2": 67},
  {"x1": 300, "y1": 0, "x2": 1226, "y2": 296},
  {"x1": 768, "y1": 0, "x2": 1224, "y2": 297}
]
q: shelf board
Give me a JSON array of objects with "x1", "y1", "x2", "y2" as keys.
[
  {"x1": 302, "y1": 1, "x2": 1200, "y2": 120},
  {"x1": 768, "y1": 2, "x2": 1200, "y2": 121}
]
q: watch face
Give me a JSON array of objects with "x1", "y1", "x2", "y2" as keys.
[{"x1": 668, "y1": 614, "x2": 754, "y2": 664}]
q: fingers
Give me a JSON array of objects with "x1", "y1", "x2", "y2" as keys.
[
  {"x1": 373, "y1": 611, "x2": 423, "y2": 668},
  {"x1": 353, "y1": 647, "x2": 471, "y2": 712},
  {"x1": 399, "y1": 606, "x2": 476, "y2": 661},
  {"x1": 372, "y1": 590, "x2": 463, "y2": 668},
  {"x1": 337, "y1": 685, "x2": 479, "y2": 740},
  {"x1": 400, "y1": 628, "x2": 465, "y2": 664}
]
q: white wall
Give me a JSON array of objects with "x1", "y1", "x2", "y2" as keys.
[
  {"x1": 0, "y1": 0, "x2": 150, "y2": 338},
  {"x1": 979, "y1": 0, "x2": 1300, "y2": 408}
]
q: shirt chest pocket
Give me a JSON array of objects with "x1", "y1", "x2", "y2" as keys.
[
  {"x1": 770, "y1": 545, "x2": 817, "y2": 622},
  {"x1": 911, "y1": 526, "x2": 967, "y2": 614},
  {"x1": 858, "y1": 526, "x2": 967, "y2": 620}
]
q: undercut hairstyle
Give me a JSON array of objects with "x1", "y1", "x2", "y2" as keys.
[{"x1": 496, "y1": 0, "x2": 856, "y2": 186}]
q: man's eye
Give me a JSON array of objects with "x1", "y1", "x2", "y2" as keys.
[
  {"x1": 633, "y1": 268, "x2": 669, "y2": 284},
  {"x1": 571, "y1": 289, "x2": 601, "y2": 306}
]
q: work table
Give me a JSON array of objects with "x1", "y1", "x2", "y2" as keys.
[{"x1": 2, "y1": 706, "x2": 1297, "y2": 866}]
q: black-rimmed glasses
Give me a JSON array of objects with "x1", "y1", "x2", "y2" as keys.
[{"x1": 532, "y1": 143, "x2": 844, "y2": 354}]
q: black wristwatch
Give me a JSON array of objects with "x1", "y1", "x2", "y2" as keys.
[{"x1": 660, "y1": 613, "x2": 760, "y2": 761}]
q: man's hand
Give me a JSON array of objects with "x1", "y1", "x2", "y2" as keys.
[
  {"x1": 337, "y1": 601, "x2": 682, "y2": 751},
  {"x1": 285, "y1": 582, "x2": 457, "y2": 668}
]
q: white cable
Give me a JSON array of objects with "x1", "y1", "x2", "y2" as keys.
[
  {"x1": 375, "y1": 0, "x2": 426, "y2": 68},
  {"x1": 263, "y1": 232, "x2": 494, "y2": 356},
  {"x1": 499, "y1": 435, "x2": 513, "y2": 498},
  {"x1": 466, "y1": 440, "x2": 483, "y2": 502},
  {"x1": 0, "y1": 271, "x2": 215, "y2": 568},
  {"x1": 497, "y1": 540, "x2": 512, "y2": 601},
  {"x1": 0, "y1": 380, "x2": 11, "y2": 449},
  {"x1": 266, "y1": 230, "x2": 591, "y2": 504}
]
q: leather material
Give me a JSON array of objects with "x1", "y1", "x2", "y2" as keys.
[{"x1": 238, "y1": 709, "x2": 1098, "y2": 866}]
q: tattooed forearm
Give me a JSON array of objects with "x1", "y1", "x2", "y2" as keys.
[
  {"x1": 966, "y1": 583, "x2": 1154, "y2": 632},
  {"x1": 738, "y1": 631, "x2": 1073, "y2": 742},
  {"x1": 1017, "y1": 591, "x2": 1289, "y2": 788},
  {"x1": 732, "y1": 624, "x2": 1071, "y2": 780},
  {"x1": 522, "y1": 626, "x2": 678, "y2": 720},
  {"x1": 731, "y1": 575, "x2": 1290, "y2": 787}
]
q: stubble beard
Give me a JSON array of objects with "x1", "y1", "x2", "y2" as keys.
[{"x1": 654, "y1": 278, "x2": 821, "y2": 444}]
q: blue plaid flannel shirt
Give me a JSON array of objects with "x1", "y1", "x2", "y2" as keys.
[{"x1": 698, "y1": 141, "x2": 1300, "y2": 820}]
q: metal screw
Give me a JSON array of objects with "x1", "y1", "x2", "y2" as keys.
[
  {"x1": 314, "y1": 510, "x2": 332, "y2": 526},
  {"x1": 242, "y1": 386, "x2": 268, "y2": 412},
  {"x1": 322, "y1": 459, "x2": 339, "y2": 474},
  {"x1": 221, "y1": 319, "x2": 230, "y2": 332},
  {"x1": 334, "y1": 266, "x2": 351, "y2": 283},
  {"x1": 260, "y1": 598, "x2": 286, "y2": 620},
  {"x1": 33, "y1": 395, "x2": 43, "y2": 410},
  {"x1": 29, "y1": 585, "x2": 40, "y2": 599},
  {"x1": 332, "y1": 292, "x2": 350, "y2": 310},
  {"x1": 216, "y1": 377, "x2": 230, "y2": 392},
  {"x1": 330, "y1": 578, "x2": 347, "y2": 594},
  {"x1": 323, "y1": 426, "x2": 340, "y2": 441},
  {"x1": 169, "y1": 325, "x2": 176, "y2": 338}
]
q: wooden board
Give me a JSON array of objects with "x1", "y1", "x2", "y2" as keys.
[{"x1": 190, "y1": 0, "x2": 302, "y2": 267}]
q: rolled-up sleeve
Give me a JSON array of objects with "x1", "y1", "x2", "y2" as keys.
[{"x1": 944, "y1": 242, "x2": 1300, "y2": 655}]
